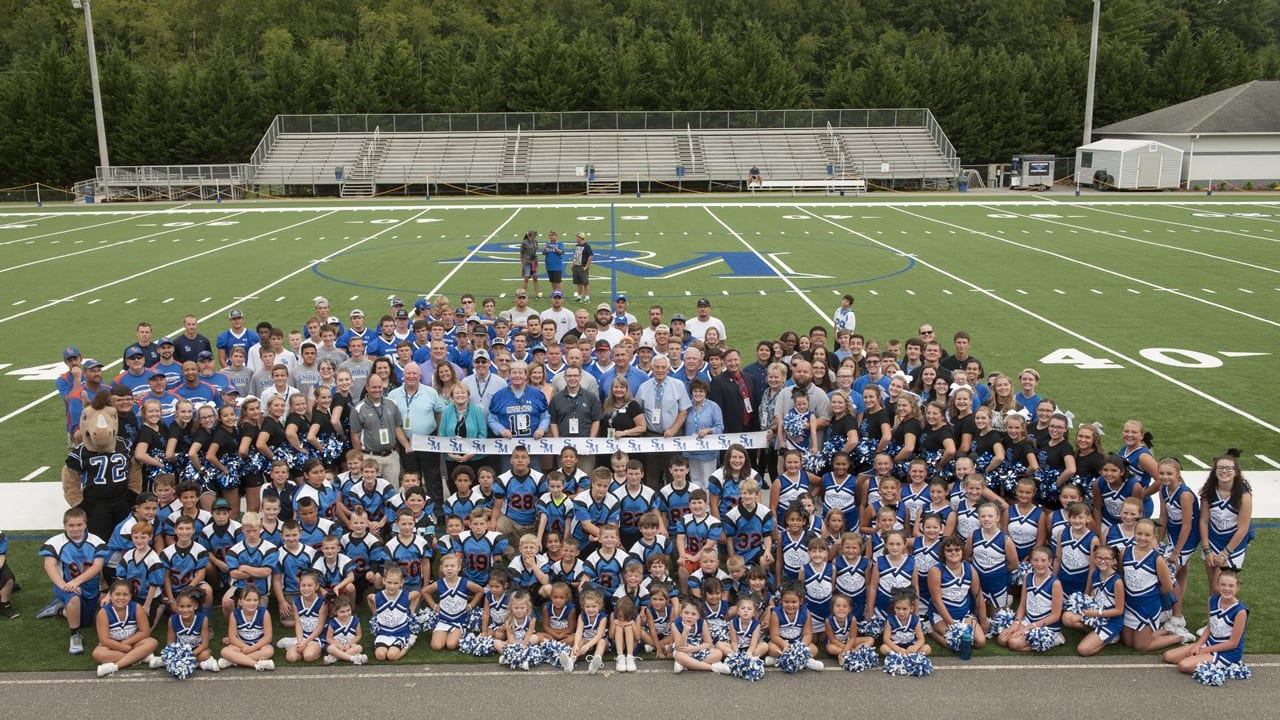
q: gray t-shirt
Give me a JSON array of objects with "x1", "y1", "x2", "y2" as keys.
[{"x1": 339, "y1": 357, "x2": 374, "y2": 398}]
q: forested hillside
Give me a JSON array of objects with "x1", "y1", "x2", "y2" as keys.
[{"x1": 1, "y1": 0, "x2": 1275, "y2": 185}]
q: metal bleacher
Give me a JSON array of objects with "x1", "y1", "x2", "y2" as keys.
[{"x1": 242, "y1": 109, "x2": 960, "y2": 195}]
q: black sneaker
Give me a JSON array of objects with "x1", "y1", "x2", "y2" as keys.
[{"x1": 0, "y1": 602, "x2": 18, "y2": 619}]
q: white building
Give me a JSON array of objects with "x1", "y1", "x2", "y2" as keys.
[
  {"x1": 1075, "y1": 139, "x2": 1182, "y2": 190},
  {"x1": 1092, "y1": 80, "x2": 1280, "y2": 188}
]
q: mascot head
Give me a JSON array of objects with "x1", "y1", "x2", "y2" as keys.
[{"x1": 80, "y1": 389, "x2": 119, "y2": 451}]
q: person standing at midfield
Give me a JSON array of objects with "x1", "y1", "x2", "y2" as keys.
[
  {"x1": 572, "y1": 233, "x2": 593, "y2": 303},
  {"x1": 520, "y1": 230, "x2": 541, "y2": 298},
  {"x1": 544, "y1": 230, "x2": 566, "y2": 297}
]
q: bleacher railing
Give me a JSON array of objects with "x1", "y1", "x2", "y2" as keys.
[{"x1": 96, "y1": 164, "x2": 253, "y2": 184}]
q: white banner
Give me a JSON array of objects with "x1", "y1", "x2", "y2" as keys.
[{"x1": 417, "y1": 431, "x2": 769, "y2": 456}]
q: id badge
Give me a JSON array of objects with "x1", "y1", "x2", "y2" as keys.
[
  {"x1": 647, "y1": 407, "x2": 662, "y2": 428},
  {"x1": 403, "y1": 415, "x2": 412, "y2": 431},
  {"x1": 743, "y1": 396, "x2": 753, "y2": 414},
  {"x1": 514, "y1": 413, "x2": 531, "y2": 436},
  {"x1": 568, "y1": 417, "x2": 580, "y2": 435},
  {"x1": 378, "y1": 428, "x2": 391, "y2": 446}
]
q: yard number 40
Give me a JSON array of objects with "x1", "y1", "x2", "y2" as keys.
[{"x1": 1041, "y1": 347, "x2": 1226, "y2": 370}]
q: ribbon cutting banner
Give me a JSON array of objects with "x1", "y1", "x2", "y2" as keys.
[{"x1": 411, "y1": 432, "x2": 769, "y2": 456}]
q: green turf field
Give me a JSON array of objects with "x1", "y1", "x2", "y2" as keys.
[
  {"x1": 0, "y1": 532, "x2": 1275, "y2": 671},
  {"x1": 1, "y1": 195, "x2": 1277, "y2": 483}
]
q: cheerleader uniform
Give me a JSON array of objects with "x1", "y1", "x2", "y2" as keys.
[
  {"x1": 1122, "y1": 546, "x2": 1161, "y2": 631},
  {"x1": 872, "y1": 554, "x2": 916, "y2": 619},
  {"x1": 834, "y1": 554, "x2": 869, "y2": 614},
  {"x1": 779, "y1": 530, "x2": 811, "y2": 582},
  {"x1": 1021, "y1": 571, "x2": 1061, "y2": 633},
  {"x1": 1095, "y1": 475, "x2": 1140, "y2": 536},
  {"x1": 232, "y1": 606, "x2": 268, "y2": 646},
  {"x1": 1205, "y1": 489, "x2": 1253, "y2": 568},
  {"x1": 955, "y1": 499, "x2": 981, "y2": 542},
  {"x1": 508, "y1": 614, "x2": 535, "y2": 644},
  {"x1": 544, "y1": 602, "x2": 575, "y2": 635},
  {"x1": 861, "y1": 472, "x2": 885, "y2": 509},
  {"x1": 970, "y1": 430, "x2": 1002, "y2": 480},
  {"x1": 1007, "y1": 504, "x2": 1043, "y2": 561},
  {"x1": 485, "y1": 590, "x2": 509, "y2": 629},
  {"x1": 647, "y1": 603, "x2": 674, "y2": 640},
  {"x1": 1088, "y1": 569, "x2": 1123, "y2": 644},
  {"x1": 327, "y1": 615, "x2": 360, "y2": 647},
  {"x1": 103, "y1": 602, "x2": 140, "y2": 642},
  {"x1": 1056, "y1": 527, "x2": 1096, "y2": 596},
  {"x1": 970, "y1": 528, "x2": 1012, "y2": 609},
  {"x1": 920, "y1": 502, "x2": 955, "y2": 534},
  {"x1": 888, "y1": 613, "x2": 921, "y2": 648},
  {"x1": 773, "y1": 471, "x2": 810, "y2": 518},
  {"x1": 823, "y1": 472, "x2": 860, "y2": 529},
  {"x1": 433, "y1": 577, "x2": 472, "y2": 631},
  {"x1": 1205, "y1": 595, "x2": 1248, "y2": 666},
  {"x1": 802, "y1": 562, "x2": 834, "y2": 632},
  {"x1": 773, "y1": 606, "x2": 810, "y2": 647},
  {"x1": 373, "y1": 589, "x2": 412, "y2": 648},
  {"x1": 911, "y1": 537, "x2": 941, "y2": 620},
  {"x1": 919, "y1": 423, "x2": 955, "y2": 478},
  {"x1": 579, "y1": 609, "x2": 607, "y2": 643},
  {"x1": 1118, "y1": 444, "x2": 1156, "y2": 517},
  {"x1": 293, "y1": 594, "x2": 326, "y2": 644},
  {"x1": 1160, "y1": 482, "x2": 1200, "y2": 567},
  {"x1": 673, "y1": 616, "x2": 709, "y2": 659},
  {"x1": 900, "y1": 482, "x2": 930, "y2": 526},
  {"x1": 170, "y1": 613, "x2": 205, "y2": 648},
  {"x1": 934, "y1": 561, "x2": 976, "y2": 626},
  {"x1": 730, "y1": 615, "x2": 759, "y2": 652},
  {"x1": 826, "y1": 613, "x2": 853, "y2": 645}
]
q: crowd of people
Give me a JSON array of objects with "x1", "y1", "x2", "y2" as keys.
[{"x1": 22, "y1": 248, "x2": 1255, "y2": 678}]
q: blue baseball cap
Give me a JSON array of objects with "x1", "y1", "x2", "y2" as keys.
[
  {"x1": 126, "y1": 346, "x2": 144, "y2": 359},
  {"x1": 82, "y1": 358, "x2": 103, "y2": 370},
  {"x1": 414, "y1": 298, "x2": 429, "y2": 312},
  {"x1": 63, "y1": 346, "x2": 81, "y2": 360}
]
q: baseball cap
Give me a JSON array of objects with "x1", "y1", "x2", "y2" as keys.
[
  {"x1": 530, "y1": 344, "x2": 547, "y2": 355},
  {"x1": 638, "y1": 339, "x2": 656, "y2": 352},
  {"x1": 467, "y1": 315, "x2": 483, "y2": 324},
  {"x1": 147, "y1": 371, "x2": 166, "y2": 382},
  {"x1": 314, "y1": 296, "x2": 329, "y2": 306},
  {"x1": 327, "y1": 316, "x2": 342, "y2": 325},
  {"x1": 196, "y1": 350, "x2": 214, "y2": 361},
  {"x1": 221, "y1": 385, "x2": 240, "y2": 395},
  {"x1": 82, "y1": 358, "x2": 103, "y2": 370},
  {"x1": 158, "y1": 337, "x2": 174, "y2": 346},
  {"x1": 595, "y1": 338, "x2": 611, "y2": 349},
  {"x1": 670, "y1": 313, "x2": 686, "y2": 322},
  {"x1": 211, "y1": 498, "x2": 231, "y2": 511},
  {"x1": 63, "y1": 346, "x2": 81, "y2": 360},
  {"x1": 350, "y1": 309, "x2": 364, "y2": 317},
  {"x1": 595, "y1": 303, "x2": 611, "y2": 312},
  {"x1": 515, "y1": 289, "x2": 528, "y2": 298},
  {"x1": 454, "y1": 307, "x2": 466, "y2": 316},
  {"x1": 472, "y1": 349, "x2": 491, "y2": 362},
  {"x1": 390, "y1": 297, "x2": 404, "y2": 307},
  {"x1": 551, "y1": 290, "x2": 564, "y2": 298},
  {"x1": 613, "y1": 317, "x2": 628, "y2": 326},
  {"x1": 394, "y1": 309, "x2": 409, "y2": 319},
  {"x1": 414, "y1": 298, "x2": 429, "y2": 312},
  {"x1": 228, "y1": 309, "x2": 244, "y2": 320},
  {"x1": 615, "y1": 294, "x2": 627, "y2": 302},
  {"x1": 126, "y1": 346, "x2": 144, "y2": 359},
  {"x1": 491, "y1": 337, "x2": 508, "y2": 347},
  {"x1": 696, "y1": 298, "x2": 711, "y2": 307}
]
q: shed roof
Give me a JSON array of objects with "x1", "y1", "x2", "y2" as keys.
[{"x1": 1096, "y1": 80, "x2": 1280, "y2": 135}]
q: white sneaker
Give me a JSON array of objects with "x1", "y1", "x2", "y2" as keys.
[
  {"x1": 1177, "y1": 628, "x2": 1197, "y2": 644},
  {"x1": 69, "y1": 633, "x2": 84, "y2": 655},
  {"x1": 643, "y1": 643, "x2": 655, "y2": 653},
  {"x1": 1165, "y1": 615, "x2": 1187, "y2": 631},
  {"x1": 672, "y1": 660, "x2": 684, "y2": 674},
  {"x1": 217, "y1": 657, "x2": 233, "y2": 670},
  {"x1": 254, "y1": 659, "x2": 275, "y2": 671},
  {"x1": 560, "y1": 651, "x2": 574, "y2": 673},
  {"x1": 615, "y1": 655, "x2": 627, "y2": 672},
  {"x1": 711, "y1": 661, "x2": 732, "y2": 675},
  {"x1": 277, "y1": 637, "x2": 297, "y2": 649},
  {"x1": 587, "y1": 654, "x2": 603, "y2": 675},
  {"x1": 323, "y1": 655, "x2": 337, "y2": 666},
  {"x1": 200, "y1": 658, "x2": 221, "y2": 673},
  {"x1": 1156, "y1": 610, "x2": 1172, "y2": 627},
  {"x1": 1053, "y1": 632, "x2": 1066, "y2": 648},
  {"x1": 625, "y1": 655, "x2": 637, "y2": 672},
  {"x1": 146, "y1": 654, "x2": 164, "y2": 669},
  {"x1": 763, "y1": 656, "x2": 777, "y2": 667},
  {"x1": 96, "y1": 662, "x2": 118, "y2": 678},
  {"x1": 407, "y1": 634, "x2": 418, "y2": 647},
  {"x1": 353, "y1": 654, "x2": 367, "y2": 665},
  {"x1": 806, "y1": 658, "x2": 826, "y2": 671},
  {"x1": 1196, "y1": 625, "x2": 1208, "y2": 637}
]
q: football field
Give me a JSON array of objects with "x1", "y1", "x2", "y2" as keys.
[{"x1": 0, "y1": 194, "x2": 1278, "y2": 485}]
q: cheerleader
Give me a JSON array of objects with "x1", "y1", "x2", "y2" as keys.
[
  {"x1": 284, "y1": 394, "x2": 316, "y2": 471},
  {"x1": 164, "y1": 400, "x2": 197, "y2": 484},
  {"x1": 255, "y1": 396, "x2": 292, "y2": 477},
  {"x1": 855, "y1": 387, "x2": 893, "y2": 471},
  {"x1": 204, "y1": 406, "x2": 243, "y2": 512},
  {"x1": 1063, "y1": 544, "x2": 1124, "y2": 656},
  {"x1": 1163, "y1": 569, "x2": 1248, "y2": 674},
  {"x1": 998, "y1": 546, "x2": 1063, "y2": 651},
  {"x1": 1157, "y1": 457, "x2": 1200, "y2": 633},
  {"x1": 825, "y1": 593, "x2": 874, "y2": 658},
  {"x1": 927, "y1": 536, "x2": 988, "y2": 649},
  {"x1": 1094, "y1": 455, "x2": 1140, "y2": 536},
  {"x1": 770, "y1": 450, "x2": 811, "y2": 520},
  {"x1": 1054, "y1": 502, "x2": 1098, "y2": 596},
  {"x1": 133, "y1": 399, "x2": 171, "y2": 492},
  {"x1": 1122, "y1": 518, "x2": 1184, "y2": 651},
  {"x1": 919, "y1": 401, "x2": 956, "y2": 478},
  {"x1": 1035, "y1": 413, "x2": 1077, "y2": 506},
  {"x1": 493, "y1": 589, "x2": 539, "y2": 666},
  {"x1": 867, "y1": 530, "x2": 917, "y2": 620},
  {"x1": 307, "y1": 385, "x2": 345, "y2": 466},
  {"x1": 284, "y1": 571, "x2": 328, "y2": 663},
  {"x1": 92, "y1": 579, "x2": 160, "y2": 677},
  {"x1": 880, "y1": 589, "x2": 930, "y2": 656},
  {"x1": 323, "y1": 596, "x2": 367, "y2": 665},
  {"x1": 368, "y1": 566, "x2": 419, "y2": 661},
  {"x1": 218, "y1": 587, "x2": 275, "y2": 670},
  {"x1": 1119, "y1": 420, "x2": 1162, "y2": 516},
  {"x1": 1007, "y1": 478, "x2": 1045, "y2": 561},
  {"x1": 966, "y1": 502, "x2": 1017, "y2": 615},
  {"x1": 1198, "y1": 451, "x2": 1254, "y2": 594},
  {"x1": 969, "y1": 406, "x2": 1005, "y2": 477},
  {"x1": 766, "y1": 583, "x2": 824, "y2": 668},
  {"x1": 236, "y1": 397, "x2": 267, "y2": 514},
  {"x1": 888, "y1": 396, "x2": 923, "y2": 477},
  {"x1": 423, "y1": 554, "x2": 482, "y2": 652}
]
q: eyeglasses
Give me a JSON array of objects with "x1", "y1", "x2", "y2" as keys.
[
  {"x1": 919, "y1": 330, "x2": 934, "y2": 335},
  {"x1": 474, "y1": 358, "x2": 489, "y2": 364},
  {"x1": 496, "y1": 358, "x2": 510, "y2": 363},
  {"x1": 1215, "y1": 466, "x2": 1235, "y2": 472}
]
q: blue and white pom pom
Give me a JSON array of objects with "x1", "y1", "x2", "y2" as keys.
[
  {"x1": 1025, "y1": 626, "x2": 1059, "y2": 652},
  {"x1": 840, "y1": 646, "x2": 879, "y2": 672},
  {"x1": 466, "y1": 607, "x2": 484, "y2": 633},
  {"x1": 777, "y1": 642, "x2": 813, "y2": 674},
  {"x1": 458, "y1": 633, "x2": 496, "y2": 657},
  {"x1": 944, "y1": 621, "x2": 969, "y2": 652},
  {"x1": 1194, "y1": 661, "x2": 1227, "y2": 687},
  {"x1": 540, "y1": 640, "x2": 572, "y2": 669},
  {"x1": 1010, "y1": 561, "x2": 1032, "y2": 586},
  {"x1": 858, "y1": 617, "x2": 885, "y2": 638},
  {"x1": 708, "y1": 619, "x2": 730, "y2": 645},
  {"x1": 1226, "y1": 663, "x2": 1252, "y2": 681},
  {"x1": 1065, "y1": 592, "x2": 1104, "y2": 631},
  {"x1": 369, "y1": 617, "x2": 382, "y2": 636},
  {"x1": 987, "y1": 609, "x2": 1016, "y2": 637},
  {"x1": 726, "y1": 651, "x2": 765, "y2": 681},
  {"x1": 161, "y1": 642, "x2": 196, "y2": 680},
  {"x1": 409, "y1": 608, "x2": 437, "y2": 636},
  {"x1": 1034, "y1": 468, "x2": 1062, "y2": 504},
  {"x1": 500, "y1": 643, "x2": 536, "y2": 669},
  {"x1": 883, "y1": 651, "x2": 932, "y2": 677}
]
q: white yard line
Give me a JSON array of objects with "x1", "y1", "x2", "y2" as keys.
[
  {"x1": 423, "y1": 209, "x2": 521, "y2": 299},
  {"x1": 796, "y1": 207, "x2": 1280, "y2": 438},
  {"x1": 896, "y1": 205, "x2": 1280, "y2": 329},
  {"x1": 704, "y1": 207, "x2": 830, "y2": 324},
  {"x1": 0, "y1": 212, "x2": 148, "y2": 246},
  {"x1": 0, "y1": 212, "x2": 245, "y2": 274}
]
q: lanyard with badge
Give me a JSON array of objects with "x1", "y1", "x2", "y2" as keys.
[
  {"x1": 648, "y1": 381, "x2": 664, "y2": 428},
  {"x1": 403, "y1": 390, "x2": 416, "y2": 433},
  {"x1": 567, "y1": 394, "x2": 583, "y2": 435},
  {"x1": 369, "y1": 401, "x2": 391, "y2": 447}
]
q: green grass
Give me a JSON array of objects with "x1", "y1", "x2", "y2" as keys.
[
  {"x1": 1, "y1": 195, "x2": 1278, "y2": 479},
  {"x1": 0, "y1": 530, "x2": 1275, "y2": 671}
]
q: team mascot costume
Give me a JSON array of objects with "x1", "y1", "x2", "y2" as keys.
[{"x1": 63, "y1": 390, "x2": 138, "y2": 540}]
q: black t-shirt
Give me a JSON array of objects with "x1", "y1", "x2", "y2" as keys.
[
  {"x1": 601, "y1": 400, "x2": 643, "y2": 434},
  {"x1": 285, "y1": 412, "x2": 309, "y2": 442},
  {"x1": 920, "y1": 423, "x2": 955, "y2": 453},
  {"x1": 136, "y1": 423, "x2": 167, "y2": 454},
  {"x1": 859, "y1": 407, "x2": 892, "y2": 443},
  {"x1": 827, "y1": 414, "x2": 858, "y2": 448},
  {"x1": 1076, "y1": 450, "x2": 1105, "y2": 479},
  {"x1": 970, "y1": 429, "x2": 1002, "y2": 458},
  {"x1": 167, "y1": 421, "x2": 194, "y2": 458},
  {"x1": 1006, "y1": 439, "x2": 1036, "y2": 468},
  {"x1": 950, "y1": 413, "x2": 978, "y2": 447},
  {"x1": 332, "y1": 392, "x2": 353, "y2": 434},
  {"x1": 260, "y1": 417, "x2": 287, "y2": 447},
  {"x1": 310, "y1": 409, "x2": 335, "y2": 436},
  {"x1": 210, "y1": 426, "x2": 240, "y2": 460},
  {"x1": 891, "y1": 417, "x2": 922, "y2": 447},
  {"x1": 1039, "y1": 440, "x2": 1074, "y2": 472}
]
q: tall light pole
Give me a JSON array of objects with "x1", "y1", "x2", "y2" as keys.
[
  {"x1": 1082, "y1": 0, "x2": 1101, "y2": 147},
  {"x1": 72, "y1": 0, "x2": 110, "y2": 176}
]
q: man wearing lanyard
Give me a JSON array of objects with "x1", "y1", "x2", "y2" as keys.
[
  {"x1": 709, "y1": 348, "x2": 760, "y2": 434},
  {"x1": 487, "y1": 360, "x2": 550, "y2": 473},
  {"x1": 350, "y1": 374, "x2": 408, "y2": 485},
  {"x1": 635, "y1": 355, "x2": 690, "y2": 488},
  {"x1": 549, "y1": 366, "x2": 602, "y2": 472},
  {"x1": 387, "y1": 362, "x2": 445, "y2": 501},
  {"x1": 462, "y1": 349, "x2": 506, "y2": 415}
]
